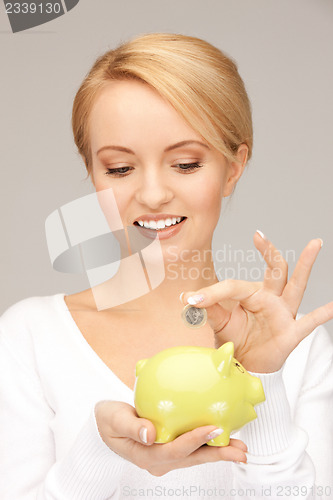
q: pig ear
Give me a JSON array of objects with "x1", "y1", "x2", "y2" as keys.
[
  {"x1": 213, "y1": 342, "x2": 234, "y2": 377},
  {"x1": 135, "y1": 358, "x2": 148, "y2": 377}
]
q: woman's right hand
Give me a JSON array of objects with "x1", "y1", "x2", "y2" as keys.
[{"x1": 95, "y1": 400, "x2": 247, "y2": 476}]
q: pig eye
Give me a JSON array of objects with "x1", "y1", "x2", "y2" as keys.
[{"x1": 234, "y1": 362, "x2": 245, "y2": 373}]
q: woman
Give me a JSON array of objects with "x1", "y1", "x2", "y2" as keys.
[{"x1": 0, "y1": 33, "x2": 332, "y2": 499}]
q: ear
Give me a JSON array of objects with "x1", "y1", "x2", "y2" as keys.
[
  {"x1": 212, "y1": 341, "x2": 234, "y2": 377},
  {"x1": 222, "y1": 144, "x2": 249, "y2": 198}
]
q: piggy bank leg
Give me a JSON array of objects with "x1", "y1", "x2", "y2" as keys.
[
  {"x1": 206, "y1": 428, "x2": 230, "y2": 447},
  {"x1": 154, "y1": 424, "x2": 175, "y2": 444}
]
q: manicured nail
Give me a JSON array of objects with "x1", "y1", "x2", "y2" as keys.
[
  {"x1": 179, "y1": 292, "x2": 184, "y2": 303},
  {"x1": 234, "y1": 452, "x2": 248, "y2": 464},
  {"x1": 139, "y1": 426, "x2": 147, "y2": 444},
  {"x1": 187, "y1": 294, "x2": 205, "y2": 305},
  {"x1": 206, "y1": 428, "x2": 223, "y2": 441},
  {"x1": 318, "y1": 238, "x2": 324, "y2": 248},
  {"x1": 256, "y1": 229, "x2": 266, "y2": 240}
]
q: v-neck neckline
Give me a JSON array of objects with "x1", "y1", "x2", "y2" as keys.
[{"x1": 55, "y1": 292, "x2": 135, "y2": 397}]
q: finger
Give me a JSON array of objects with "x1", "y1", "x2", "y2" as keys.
[
  {"x1": 295, "y1": 301, "x2": 333, "y2": 342},
  {"x1": 158, "y1": 425, "x2": 223, "y2": 460},
  {"x1": 282, "y1": 239, "x2": 323, "y2": 316},
  {"x1": 253, "y1": 231, "x2": 288, "y2": 295},
  {"x1": 229, "y1": 438, "x2": 248, "y2": 452},
  {"x1": 158, "y1": 425, "x2": 247, "y2": 464},
  {"x1": 106, "y1": 401, "x2": 156, "y2": 445},
  {"x1": 181, "y1": 280, "x2": 261, "y2": 309},
  {"x1": 186, "y1": 441, "x2": 248, "y2": 466},
  {"x1": 165, "y1": 443, "x2": 248, "y2": 473},
  {"x1": 142, "y1": 437, "x2": 248, "y2": 476}
]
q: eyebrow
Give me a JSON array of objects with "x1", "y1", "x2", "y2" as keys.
[{"x1": 96, "y1": 140, "x2": 210, "y2": 156}]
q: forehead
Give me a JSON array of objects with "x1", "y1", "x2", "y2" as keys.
[{"x1": 88, "y1": 80, "x2": 206, "y2": 153}]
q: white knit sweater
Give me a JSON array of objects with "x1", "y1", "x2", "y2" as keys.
[{"x1": 0, "y1": 293, "x2": 332, "y2": 500}]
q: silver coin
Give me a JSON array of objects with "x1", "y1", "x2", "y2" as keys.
[{"x1": 181, "y1": 304, "x2": 207, "y2": 329}]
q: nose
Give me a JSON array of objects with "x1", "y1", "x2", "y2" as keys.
[{"x1": 135, "y1": 167, "x2": 174, "y2": 209}]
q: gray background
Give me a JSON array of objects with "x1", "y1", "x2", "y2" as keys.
[{"x1": 0, "y1": 0, "x2": 332, "y2": 335}]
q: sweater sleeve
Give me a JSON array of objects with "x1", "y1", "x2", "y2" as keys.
[
  {"x1": 231, "y1": 325, "x2": 333, "y2": 500},
  {"x1": 0, "y1": 334, "x2": 126, "y2": 500},
  {"x1": 293, "y1": 325, "x2": 333, "y2": 492}
]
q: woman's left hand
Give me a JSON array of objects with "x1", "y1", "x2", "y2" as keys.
[{"x1": 181, "y1": 232, "x2": 333, "y2": 373}]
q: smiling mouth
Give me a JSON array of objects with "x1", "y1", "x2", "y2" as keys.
[{"x1": 133, "y1": 216, "x2": 187, "y2": 231}]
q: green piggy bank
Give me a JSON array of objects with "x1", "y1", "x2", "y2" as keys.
[{"x1": 134, "y1": 342, "x2": 265, "y2": 446}]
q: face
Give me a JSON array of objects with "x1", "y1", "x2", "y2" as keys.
[{"x1": 88, "y1": 80, "x2": 246, "y2": 262}]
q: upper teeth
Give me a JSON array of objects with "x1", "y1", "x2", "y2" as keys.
[{"x1": 136, "y1": 217, "x2": 183, "y2": 230}]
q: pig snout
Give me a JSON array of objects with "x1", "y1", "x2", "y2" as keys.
[{"x1": 247, "y1": 376, "x2": 265, "y2": 406}]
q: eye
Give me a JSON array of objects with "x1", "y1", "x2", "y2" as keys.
[
  {"x1": 174, "y1": 162, "x2": 203, "y2": 173},
  {"x1": 104, "y1": 166, "x2": 133, "y2": 177},
  {"x1": 234, "y1": 362, "x2": 245, "y2": 373}
]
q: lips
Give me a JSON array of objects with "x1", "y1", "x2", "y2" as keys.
[{"x1": 133, "y1": 216, "x2": 187, "y2": 240}]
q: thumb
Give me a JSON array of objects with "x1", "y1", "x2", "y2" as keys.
[
  {"x1": 105, "y1": 401, "x2": 157, "y2": 445},
  {"x1": 205, "y1": 302, "x2": 233, "y2": 335},
  {"x1": 180, "y1": 288, "x2": 232, "y2": 335}
]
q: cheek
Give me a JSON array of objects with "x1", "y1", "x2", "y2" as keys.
[
  {"x1": 93, "y1": 180, "x2": 132, "y2": 228},
  {"x1": 189, "y1": 176, "x2": 224, "y2": 219}
]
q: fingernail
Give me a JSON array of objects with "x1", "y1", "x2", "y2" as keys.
[
  {"x1": 256, "y1": 229, "x2": 266, "y2": 240},
  {"x1": 139, "y1": 426, "x2": 148, "y2": 444},
  {"x1": 206, "y1": 428, "x2": 223, "y2": 441},
  {"x1": 179, "y1": 291, "x2": 184, "y2": 303},
  {"x1": 234, "y1": 452, "x2": 248, "y2": 465},
  {"x1": 187, "y1": 294, "x2": 205, "y2": 305},
  {"x1": 318, "y1": 238, "x2": 324, "y2": 248}
]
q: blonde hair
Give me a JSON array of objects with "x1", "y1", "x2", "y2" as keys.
[{"x1": 72, "y1": 33, "x2": 253, "y2": 173}]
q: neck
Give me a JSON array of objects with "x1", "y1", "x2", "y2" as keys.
[{"x1": 90, "y1": 244, "x2": 219, "y2": 316}]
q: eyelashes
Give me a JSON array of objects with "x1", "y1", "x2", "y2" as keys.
[
  {"x1": 104, "y1": 162, "x2": 203, "y2": 178},
  {"x1": 175, "y1": 162, "x2": 203, "y2": 172},
  {"x1": 104, "y1": 166, "x2": 133, "y2": 177}
]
